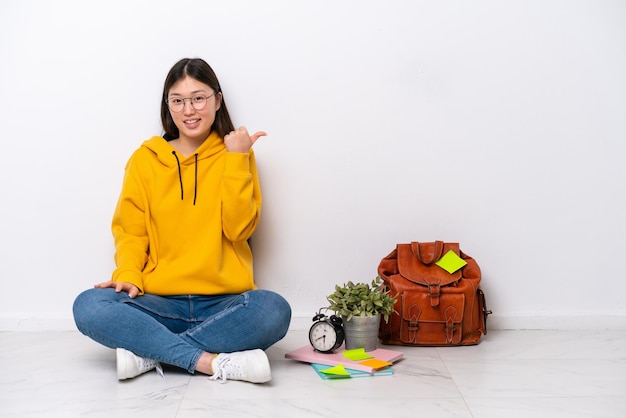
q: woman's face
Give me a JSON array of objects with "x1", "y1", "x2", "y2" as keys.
[{"x1": 167, "y1": 76, "x2": 221, "y2": 142}]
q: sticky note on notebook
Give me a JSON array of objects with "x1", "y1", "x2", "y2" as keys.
[
  {"x1": 319, "y1": 363, "x2": 351, "y2": 377},
  {"x1": 343, "y1": 348, "x2": 374, "y2": 361},
  {"x1": 358, "y1": 359, "x2": 393, "y2": 370},
  {"x1": 435, "y1": 250, "x2": 467, "y2": 274}
]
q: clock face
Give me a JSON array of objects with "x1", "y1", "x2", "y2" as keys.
[{"x1": 309, "y1": 321, "x2": 338, "y2": 352}]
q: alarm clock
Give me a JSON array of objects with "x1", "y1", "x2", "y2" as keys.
[{"x1": 309, "y1": 310, "x2": 344, "y2": 353}]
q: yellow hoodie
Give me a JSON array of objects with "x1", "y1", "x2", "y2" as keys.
[{"x1": 111, "y1": 131, "x2": 261, "y2": 296}]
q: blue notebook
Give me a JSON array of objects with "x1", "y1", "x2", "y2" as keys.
[{"x1": 311, "y1": 363, "x2": 394, "y2": 379}]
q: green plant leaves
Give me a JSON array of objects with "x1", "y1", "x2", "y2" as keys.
[{"x1": 326, "y1": 276, "x2": 398, "y2": 323}]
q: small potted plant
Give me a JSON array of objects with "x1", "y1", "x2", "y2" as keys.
[{"x1": 326, "y1": 276, "x2": 397, "y2": 351}]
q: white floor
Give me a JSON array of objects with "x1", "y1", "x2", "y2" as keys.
[{"x1": 1, "y1": 329, "x2": 626, "y2": 417}]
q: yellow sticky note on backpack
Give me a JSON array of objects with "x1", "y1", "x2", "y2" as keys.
[{"x1": 435, "y1": 250, "x2": 467, "y2": 274}]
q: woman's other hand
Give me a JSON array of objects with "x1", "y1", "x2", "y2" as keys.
[{"x1": 94, "y1": 280, "x2": 140, "y2": 298}]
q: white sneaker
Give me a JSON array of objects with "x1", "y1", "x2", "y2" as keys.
[
  {"x1": 209, "y1": 349, "x2": 271, "y2": 383},
  {"x1": 116, "y1": 348, "x2": 163, "y2": 380}
]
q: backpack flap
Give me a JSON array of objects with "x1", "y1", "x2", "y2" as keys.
[{"x1": 396, "y1": 241, "x2": 463, "y2": 306}]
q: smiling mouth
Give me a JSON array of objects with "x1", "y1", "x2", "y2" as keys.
[{"x1": 184, "y1": 119, "x2": 200, "y2": 124}]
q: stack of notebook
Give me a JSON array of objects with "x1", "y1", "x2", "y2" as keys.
[{"x1": 285, "y1": 345, "x2": 404, "y2": 379}]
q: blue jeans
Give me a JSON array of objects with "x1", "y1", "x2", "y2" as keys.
[{"x1": 72, "y1": 288, "x2": 291, "y2": 373}]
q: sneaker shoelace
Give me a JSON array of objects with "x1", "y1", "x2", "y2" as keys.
[
  {"x1": 209, "y1": 355, "x2": 241, "y2": 383},
  {"x1": 140, "y1": 357, "x2": 164, "y2": 378}
]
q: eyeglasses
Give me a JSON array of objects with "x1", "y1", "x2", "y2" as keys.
[{"x1": 166, "y1": 92, "x2": 217, "y2": 113}]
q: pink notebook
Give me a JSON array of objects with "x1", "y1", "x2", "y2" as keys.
[{"x1": 285, "y1": 345, "x2": 404, "y2": 374}]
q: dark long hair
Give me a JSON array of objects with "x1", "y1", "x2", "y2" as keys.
[{"x1": 160, "y1": 58, "x2": 235, "y2": 141}]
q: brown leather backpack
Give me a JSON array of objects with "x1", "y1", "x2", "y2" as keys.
[{"x1": 378, "y1": 241, "x2": 491, "y2": 346}]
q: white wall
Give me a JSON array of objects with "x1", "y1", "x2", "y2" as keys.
[{"x1": 1, "y1": 0, "x2": 624, "y2": 331}]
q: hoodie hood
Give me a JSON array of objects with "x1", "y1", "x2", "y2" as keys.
[
  {"x1": 141, "y1": 131, "x2": 226, "y2": 205},
  {"x1": 141, "y1": 131, "x2": 226, "y2": 168}
]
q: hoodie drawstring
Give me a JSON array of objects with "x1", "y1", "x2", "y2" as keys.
[
  {"x1": 172, "y1": 151, "x2": 184, "y2": 201},
  {"x1": 171, "y1": 151, "x2": 199, "y2": 206},
  {"x1": 193, "y1": 153, "x2": 198, "y2": 205}
]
